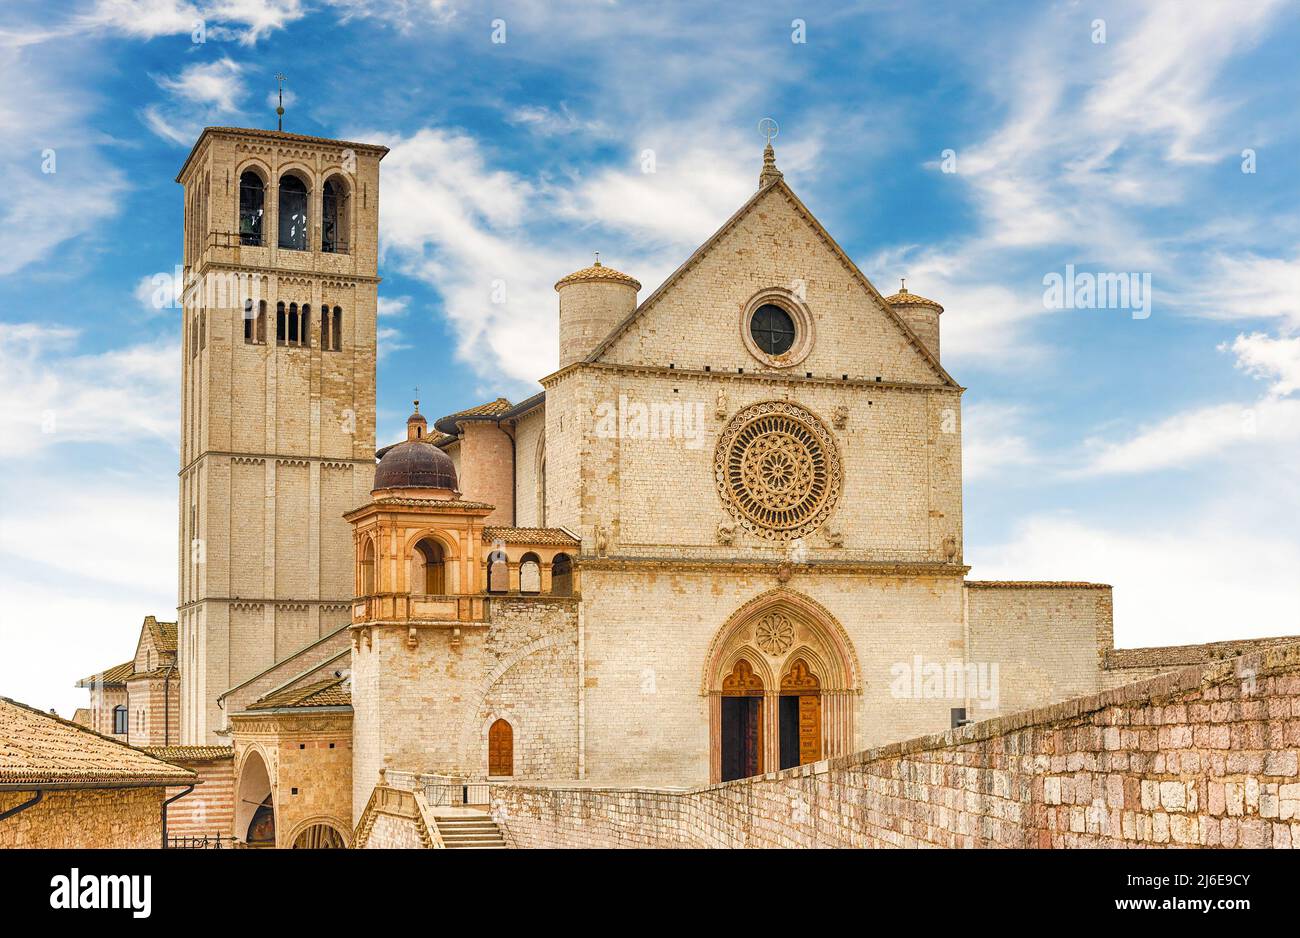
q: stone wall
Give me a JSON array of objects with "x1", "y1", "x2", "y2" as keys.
[
  {"x1": 0, "y1": 787, "x2": 165, "y2": 849},
  {"x1": 965, "y1": 582, "x2": 1113, "y2": 719},
  {"x1": 353, "y1": 783, "x2": 438, "y2": 848},
  {"x1": 489, "y1": 642, "x2": 1300, "y2": 848},
  {"x1": 351, "y1": 596, "x2": 580, "y2": 822}
]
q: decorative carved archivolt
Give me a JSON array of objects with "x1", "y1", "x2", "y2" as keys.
[{"x1": 714, "y1": 401, "x2": 842, "y2": 541}]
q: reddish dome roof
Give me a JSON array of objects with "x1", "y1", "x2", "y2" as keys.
[{"x1": 373, "y1": 440, "x2": 457, "y2": 491}]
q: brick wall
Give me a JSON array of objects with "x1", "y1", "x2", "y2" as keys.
[
  {"x1": 489, "y1": 642, "x2": 1300, "y2": 848},
  {"x1": 161, "y1": 756, "x2": 235, "y2": 838},
  {"x1": 0, "y1": 787, "x2": 165, "y2": 849}
]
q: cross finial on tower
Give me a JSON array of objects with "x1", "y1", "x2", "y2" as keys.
[
  {"x1": 757, "y1": 118, "x2": 783, "y2": 189},
  {"x1": 275, "y1": 73, "x2": 287, "y2": 131},
  {"x1": 594, "y1": 251, "x2": 601, "y2": 268}
]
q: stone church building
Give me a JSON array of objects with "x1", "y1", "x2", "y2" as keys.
[{"x1": 67, "y1": 125, "x2": 1295, "y2": 849}]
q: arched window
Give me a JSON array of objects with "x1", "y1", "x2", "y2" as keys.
[
  {"x1": 321, "y1": 303, "x2": 331, "y2": 350},
  {"x1": 277, "y1": 174, "x2": 308, "y2": 250},
  {"x1": 239, "y1": 170, "x2": 265, "y2": 246},
  {"x1": 361, "y1": 539, "x2": 375, "y2": 596},
  {"x1": 113, "y1": 705, "x2": 128, "y2": 735},
  {"x1": 519, "y1": 552, "x2": 541, "y2": 594},
  {"x1": 550, "y1": 553, "x2": 573, "y2": 596},
  {"x1": 244, "y1": 299, "x2": 255, "y2": 343},
  {"x1": 288, "y1": 303, "x2": 299, "y2": 345},
  {"x1": 487, "y1": 549, "x2": 510, "y2": 593},
  {"x1": 331, "y1": 306, "x2": 342, "y2": 351},
  {"x1": 256, "y1": 300, "x2": 267, "y2": 343},
  {"x1": 301, "y1": 304, "x2": 311, "y2": 348},
  {"x1": 321, "y1": 177, "x2": 349, "y2": 253},
  {"x1": 276, "y1": 301, "x2": 286, "y2": 344},
  {"x1": 488, "y1": 718, "x2": 513, "y2": 777},
  {"x1": 414, "y1": 538, "x2": 445, "y2": 595}
]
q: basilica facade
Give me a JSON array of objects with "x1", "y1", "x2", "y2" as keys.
[{"x1": 80, "y1": 125, "x2": 1142, "y2": 847}]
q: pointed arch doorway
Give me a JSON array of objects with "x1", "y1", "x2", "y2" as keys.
[
  {"x1": 720, "y1": 659, "x2": 765, "y2": 781},
  {"x1": 704, "y1": 590, "x2": 859, "y2": 784}
]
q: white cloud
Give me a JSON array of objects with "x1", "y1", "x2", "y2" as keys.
[
  {"x1": 1189, "y1": 251, "x2": 1300, "y2": 330},
  {"x1": 1075, "y1": 332, "x2": 1300, "y2": 477},
  {"x1": 0, "y1": 44, "x2": 126, "y2": 276},
  {"x1": 144, "y1": 57, "x2": 246, "y2": 145},
  {"x1": 377, "y1": 325, "x2": 410, "y2": 360},
  {"x1": 1226, "y1": 332, "x2": 1300, "y2": 398},
  {"x1": 0, "y1": 323, "x2": 178, "y2": 458},
  {"x1": 969, "y1": 512, "x2": 1300, "y2": 648},
  {"x1": 377, "y1": 295, "x2": 410, "y2": 318},
  {"x1": 1076, "y1": 397, "x2": 1300, "y2": 477},
  {"x1": 75, "y1": 0, "x2": 303, "y2": 44},
  {"x1": 962, "y1": 402, "x2": 1037, "y2": 482}
]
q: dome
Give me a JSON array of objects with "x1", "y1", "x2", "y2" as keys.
[
  {"x1": 373, "y1": 404, "x2": 458, "y2": 492},
  {"x1": 554, "y1": 258, "x2": 641, "y2": 292},
  {"x1": 373, "y1": 440, "x2": 458, "y2": 492},
  {"x1": 884, "y1": 282, "x2": 943, "y2": 312}
]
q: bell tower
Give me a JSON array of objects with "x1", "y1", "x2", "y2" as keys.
[{"x1": 175, "y1": 126, "x2": 387, "y2": 742}]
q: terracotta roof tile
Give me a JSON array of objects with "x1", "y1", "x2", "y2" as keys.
[
  {"x1": 884, "y1": 285, "x2": 943, "y2": 311},
  {"x1": 0, "y1": 697, "x2": 195, "y2": 786},
  {"x1": 483, "y1": 526, "x2": 581, "y2": 547},
  {"x1": 75, "y1": 661, "x2": 134, "y2": 688},
  {"x1": 247, "y1": 677, "x2": 351, "y2": 711},
  {"x1": 142, "y1": 745, "x2": 234, "y2": 762},
  {"x1": 554, "y1": 262, "x2": 641, "y2": 291}
]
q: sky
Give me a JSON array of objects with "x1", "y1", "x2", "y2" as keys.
[{"x1": 1, "y1": 0, "x2": 1298, "y2": 717}]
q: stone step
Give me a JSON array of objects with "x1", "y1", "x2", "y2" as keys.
[{"x1": 435, "y1": 812, "x2": 506, "y2": 849}]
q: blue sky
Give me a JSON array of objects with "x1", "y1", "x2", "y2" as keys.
[{"x1": 2, "y1": 0, "x2": 1298, "y2": 715}]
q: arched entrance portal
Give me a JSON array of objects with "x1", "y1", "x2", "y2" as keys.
[
  {"x1": 704, "y1": 590, "x2": 859, "y2": 783},
  {"x1": 235, "y1": 749, "x2": 275, "y2": 846},
  {"x1": 720, "y1": 659, "x2": 765, "y2": 781},
  {"x1": 292, "y1": 823, "x2": 346, "y2": 849}
]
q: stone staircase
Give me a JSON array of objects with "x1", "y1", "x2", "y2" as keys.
[{"x1": 435, "y1": 813, "x2": 507, "y2": 849}]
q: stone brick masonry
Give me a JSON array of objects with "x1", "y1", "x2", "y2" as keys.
[{"x1": 489, "y1": 642, "x2": 1300, "y2": 848}]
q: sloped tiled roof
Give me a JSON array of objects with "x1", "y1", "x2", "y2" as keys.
[
  {"x1": 0, "y1": 697, "x2": 195, "y2": 786},
  {"x1": 75, "y1": 661, "x2": 134, "y2": 688},
  {"x1": 433, "y1": 397, "x2": 514, "y2": 435},
  {"x1": 142, "y1": 745, "x2": 234, "y2": 762},
  {"x1": 247, "y1": 677, "x2": 351, "y2": 711},
  {"x1": 483, "y1": 527, "x2": 581, "y2": 547},
  {"x1": 145, "y1": 617, "x2": 178, "y2": 655}
]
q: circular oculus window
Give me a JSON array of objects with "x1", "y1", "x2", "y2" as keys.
[
  {"x1": 740, "y1": 291, "x2": 814, "y2": 368},
  {"x1": 750, "y1": 304, "x2": 796, "y2": 355}
]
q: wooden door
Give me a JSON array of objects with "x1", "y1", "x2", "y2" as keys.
[
  {"x1": 488, "y1": 718, "x2": 513, "y2": 776},
  {"x1": 798, "y1": 694, "x2": 821, "y2": 765}
]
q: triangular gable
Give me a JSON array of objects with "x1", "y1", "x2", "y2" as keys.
[{"x1": 586, "y1": 178, "x2": 958, "y2": 388}]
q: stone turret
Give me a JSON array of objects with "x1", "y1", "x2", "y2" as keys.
[
  {"x1": 555, "y1": 257, "x2": 640, "y2": 368},
  {"x1": 884, "y1": 280, "x2": 944, "y2": 361}
]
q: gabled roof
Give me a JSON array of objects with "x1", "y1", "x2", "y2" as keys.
[
  {"x1": 583, "y1": 177, "x2": 959, "y2": 389},
  {"x1": 145, "y1": 617, "x2": 178, "y2": 655},
  {"x1": 75, "y1": 661, "x2": 134, "y2": 689},
  {"x1": 246, "y1": 677, "x2": 352, "y2": 711},
  {"x1": 0, "y1": 697, "x2": 195, "y2": 787}
]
